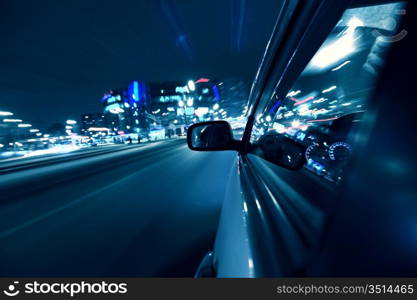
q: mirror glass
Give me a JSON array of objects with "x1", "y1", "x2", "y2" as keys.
[{"x1": 189, "y1": 122, "x2": 232, "y2": 150}]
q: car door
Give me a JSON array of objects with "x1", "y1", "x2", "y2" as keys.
[{"x1": 209, "y1": 0, "x2": 411, "y2": 277}]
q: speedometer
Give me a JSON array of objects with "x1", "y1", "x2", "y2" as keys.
[
  {"x1": 305, "y1": 143, "x2": 319, "y2": 161},
  {"x1": 329, "y1": 142, "x2": 352, "y2": 161}
]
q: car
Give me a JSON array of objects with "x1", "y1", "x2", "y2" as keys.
[{"x1": 187, "y1": 0, "x2": 416, "y2": 277}]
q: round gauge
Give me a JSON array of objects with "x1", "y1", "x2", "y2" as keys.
[
  {"x1": 329, "y1": 142, "x2": 352, "y2": 161},
  {"x1": 305, "y1": 143, "x2": 319, "y2": 161}
]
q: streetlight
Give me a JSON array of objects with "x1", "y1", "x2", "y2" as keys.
[
  {"x1": 213, "y1": 103, "x2": 219, "y2": 110},
  {"x1": 66, "y1": 120, "x2": 77, "y2": 125}
]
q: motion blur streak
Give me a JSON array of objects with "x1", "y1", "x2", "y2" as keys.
[{"x1": 0, "y1": 139, "x2": 236, "y2": 276}]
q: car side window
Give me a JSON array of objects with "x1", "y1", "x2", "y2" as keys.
[{"x1": 251, "y1": 2, "x2": 406, "y2": 184}]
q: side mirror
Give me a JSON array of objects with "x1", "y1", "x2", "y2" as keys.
[
  {"x1": 254, "y1": 134, "x2": 305, "y2": 170},
  {"x1": 187, "y1": 121, "x2": 237, "y2": 151}
]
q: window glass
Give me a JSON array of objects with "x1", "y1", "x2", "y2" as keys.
[{"x1": 251, "y1": 2, "x2": 406, "y2": 184}]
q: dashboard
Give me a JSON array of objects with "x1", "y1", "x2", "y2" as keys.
[{"x1": 304, "y1": 140, "x2": 353, "y2": 182}]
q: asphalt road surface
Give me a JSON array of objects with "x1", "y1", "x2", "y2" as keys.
[{"x1": 0, "y1": 139, "x2": 236, "y2": 277}]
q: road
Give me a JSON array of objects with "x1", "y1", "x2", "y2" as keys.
[{"x1": 0, "y1": 139, "x2": 236, "y2": 277}]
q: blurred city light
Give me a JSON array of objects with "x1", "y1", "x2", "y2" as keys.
[
  {"x1": 0, "y1": 111, "x2": 13, "y2": 116},
  {"x1": 287, "y1": 90, "x2": 301, "y2": 97},
  {"x1": 87, "y1": 127, "x2": 111, "y2": 132},
  {"x1": 23, "y1": 145, "x2": 80, "y2": 158},
  {"x1": 187, "y1": 80, "x2": 195, "y2": 91},
  {"x1": 291, "y1": 120, "x2": 301, "y2": 128},
  {"x1": 18, "y1": 124, "x2": 32, "y2": 128},
  {"x1": 195, "y1": 78, "x2": 210, "y2": 83},
  {"x1": 187, "y1": 98, "x2": 194, "y2": 107},
  {"x1": 195, "y1": 107, "x2": 209, "y2": 117},
  {"x1": 322, "y1": 86, "x2": 337, "y2": 93},
  {"x1": 110, "y1": 107, "x2": 124, "y2": 114},
  {"x1": 3, "y1": 119, "x2": 22, "y2": 123},
  {"x1": 66, "y1": 120, "x2": 77, "y2": 125}
]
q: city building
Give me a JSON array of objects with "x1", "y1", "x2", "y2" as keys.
[
  {"x1": 147, "y1": 78, "x2": 222, "y2": 126},
  {"x1": 80, "y1": 113, "x2": 107, "y2": 134},
  {"x1": 100, "y1": 82, "x2": 150, "y2": 136},
  {"x1": 96, "y1": 77, "x2": 248, "y2": 138}
]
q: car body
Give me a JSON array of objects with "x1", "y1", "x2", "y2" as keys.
[{"x1": 188, "y1": 0, "x2": 416, "y2": 277}]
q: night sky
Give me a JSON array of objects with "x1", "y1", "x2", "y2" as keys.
[{"x1": 0, "y1": 0, "x2": 282, "y2": 129}]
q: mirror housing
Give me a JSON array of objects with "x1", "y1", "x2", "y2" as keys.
[
  {"x1": 187, "y1": 121, "x2": 238, "y2": 151},
  {"x1": 253, "y1": 134, "x2": 306, "y2": 170}
]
